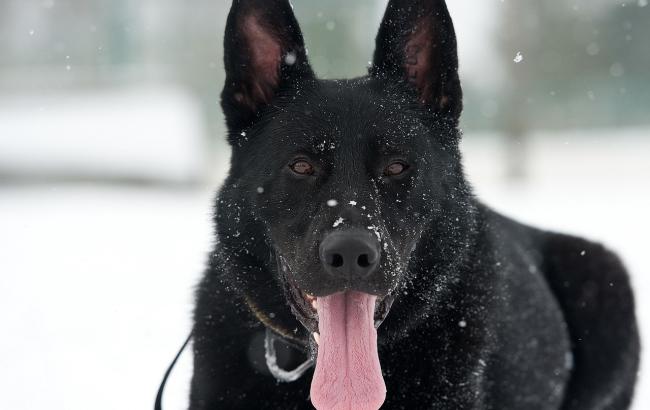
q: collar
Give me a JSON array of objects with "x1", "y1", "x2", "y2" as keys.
[
  {"x1": 244, "y1": 295, "x2": 314, "y2": 382},
  {"x1": 243, "y1": 294, "x2": 306, "y2": 346}
]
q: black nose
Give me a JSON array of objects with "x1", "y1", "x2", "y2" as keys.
[{"x1": 319, "y1": 230, "x2": 381, "y2": 279}]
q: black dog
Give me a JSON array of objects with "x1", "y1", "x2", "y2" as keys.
[{"x1": 189, "y1": 0, "x2": 639, "y2": 408}]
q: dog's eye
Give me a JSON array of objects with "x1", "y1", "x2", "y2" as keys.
[
  {"x1": 289, "y1": 160, "x2": 314, "y2": 176},
  {"x1": 384, "y1": 161, "x2": 408, "y2": 177}
]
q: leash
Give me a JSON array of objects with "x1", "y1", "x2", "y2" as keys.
[
  {"x1": 154, "y1": 329, "x2": 312, "y2": 409},
  {"x1": 154, "y1": 331, "x2": 193, "y2": 410},
  {"x1": 155, "y1": 305, "x2": 313, "y2": 409}
]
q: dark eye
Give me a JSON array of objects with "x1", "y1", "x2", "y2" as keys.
[
  {"x1": 289, "y1": 160, "x2": 314, "y2": 176},
  {"x1": 384, "y1": 161, "x2": 408, "y2": 177}
]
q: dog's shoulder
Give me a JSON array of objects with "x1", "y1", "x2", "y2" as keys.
[{"x1": 481, "y1": 204, "x2": 639, "y2": 408}]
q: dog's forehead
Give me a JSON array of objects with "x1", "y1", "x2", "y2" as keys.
[{"x1": 271, "y1": 79, "x2": 426, "y2": 150}]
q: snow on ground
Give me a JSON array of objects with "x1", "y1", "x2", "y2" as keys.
[
  {"x1": 0, "y1": 87, "x2": 207, "y2": 183},
  {"x1": 0, "y1": 186, "x2": 211, "y2": 410},
  {"x1": 0, "y1": 129, "x2": 648, "y2": 409}
]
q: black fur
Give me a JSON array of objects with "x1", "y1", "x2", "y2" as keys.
[{"x1": 189, "y1": 1, "x2": 639, "y2": 408}]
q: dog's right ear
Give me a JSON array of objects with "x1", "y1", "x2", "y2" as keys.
[{"x1": 221, "y1": 0, "x2": 313, "y2": 130}]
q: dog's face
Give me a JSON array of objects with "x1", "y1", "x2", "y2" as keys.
[
  {"x1": 220, "y1": 0, "x2": 465, "y2": 336},
  {"x1": 242, "y1": 81, "x2": 461, "y2": 332}
]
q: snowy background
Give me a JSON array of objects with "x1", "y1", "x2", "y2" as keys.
[{"x1": 0, "y1": 1, "x2": 648, "y2": 409}]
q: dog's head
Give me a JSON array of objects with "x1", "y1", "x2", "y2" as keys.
[{"x1": 216, "y1": 0, "x2": 474, "y2": 407}]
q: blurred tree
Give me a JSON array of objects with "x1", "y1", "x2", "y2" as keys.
[
  {"x1": 497, "y1": 0, "x2": 650, "y2": 131},
  {"x1": 1, "y1": 0, "x2": 646, "y2": 146},
  {"x1": 493, "y1": 0, "x2": 650, "y2": 178},
  {"x1": 296, "y1": 0, "x2": 377, "y2": 79}
]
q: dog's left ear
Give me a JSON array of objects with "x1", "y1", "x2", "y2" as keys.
[
  {"x1": 371, "y1": 0, "x2": 462, "y2": 126},
  {"x1": 221, "y1": 0, "x2": 314, "y2": 129}
]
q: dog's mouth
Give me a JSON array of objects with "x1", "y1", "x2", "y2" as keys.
[
  {"x1": 278, "y1": 256, "x2": 395, "y2": 336},
  {"x1": 278, "y1": 255, "x2": 393, "y2": 409}
]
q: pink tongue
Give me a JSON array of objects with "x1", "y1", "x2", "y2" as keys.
[{"x1": 310, "y1": 291, "x2": 386, "y2": 410}]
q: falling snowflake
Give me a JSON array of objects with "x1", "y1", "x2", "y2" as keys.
[
  {"x1": 284, "y1": 52, "x2": 297, "y2": 66},
  {"x1": 513, "y1": 51, "x2": 524, "y2": 64}
]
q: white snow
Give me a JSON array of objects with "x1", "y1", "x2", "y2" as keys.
[
  {"x1": 0, "y1": 87, "x2": 207, "y2": 183},
  {"x1": 610, "y1": 63, "x2": 625, "y2": 77},
  {"x1": 0, "y1": 186, "x2": 212, "y2": 410},
  {"x1": 333, "y1": 217, "x2": 344, "y2": 228},
  {"x1": 367, "y1": 225, "x2": 382, "y2": 241},
  {"x1": 284, "y1": 52, "x2": 297, "y2": 66}
]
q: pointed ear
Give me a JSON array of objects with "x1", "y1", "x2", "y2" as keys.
[
  {"x1": 371, "y1": 0, "x2": 462, "y2": 125},
  {"x1": 221, "y1": 0, "x2": 313, "y2": 128}
]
